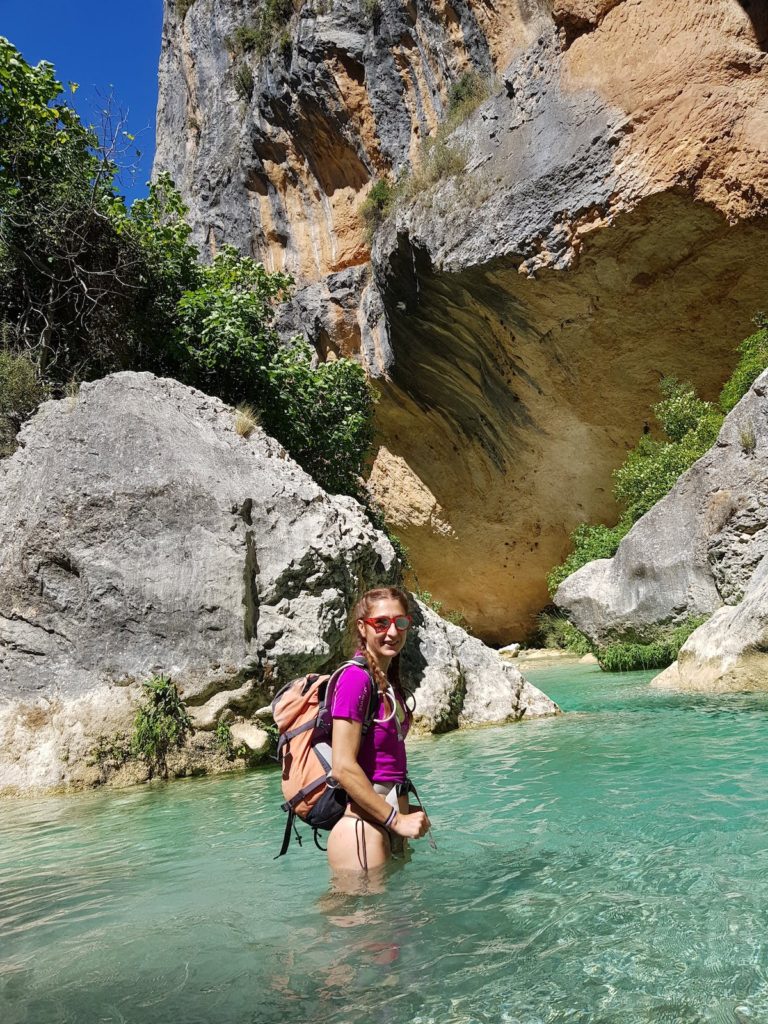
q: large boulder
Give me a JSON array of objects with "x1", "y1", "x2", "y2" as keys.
[
  {"x1": 0, "y1": 373, "x2": 557, "y2": 794},
  {"x1": 555, "y1": 370, "x2": 768, "y2": 658},
  {"x1": 404, "y1": 602, "x2": 559, "y2": 733}
]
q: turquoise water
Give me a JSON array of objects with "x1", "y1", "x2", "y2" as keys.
[{"x1": 2, "y1": 663, "x2": 768, "y2": 1024}]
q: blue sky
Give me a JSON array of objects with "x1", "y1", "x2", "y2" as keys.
[{"x1": 2, "y1": 0, "x2": 164, "y2": 204}]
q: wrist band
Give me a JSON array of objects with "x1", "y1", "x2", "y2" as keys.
[{"x1": 383, "y1": 807, "x2": 397, "y2": 829}]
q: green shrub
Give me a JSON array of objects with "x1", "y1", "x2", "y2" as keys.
[
  {"x1": 360, "y1": 178, "x2": 394, "y2": 239},
  {"x1": 536, "y1": 610, "x2": 594, "y2": 654},
  {"x1": 228, "y1": 0, "x2": 293, "y2": 59},
  {"x1": 131, "y1": 675, "x2": 193, "y2": 779},
  {"x1": 0, "y1": 42, "x2": 376, "y2": 501},
  {"x1": 720, "y1": 316, "x2": 768, "y2": 412},
  {"x1": 261, "y1": 342, "x2": 376, "y2": 496},
  {"x1": 234, "y1": 62, "x2": 254, "y2": 101},
  {"x1": 361, "y1": 0, "x2": 381, "y2": 17},
  {"x1": 548, "y1": 378, "x2": 723, "y2": 595},
  {"x1": 447, "y1": 70, "x2": 490, "y2": 124},
  {"x1": 177, "y1": 0, "x2": 196, "y2": 18},
  {"x1": 0, "y1": 348, "x2": 46, "y2": 455},
  {"x1": 173, "y1": 246, "x2": 375, "y2": 494},
  {"x1": 226, "y1": 26, "x2": 261, "y2": 55},
  {"x1": 596, "y1": 616, "x2": 709, "y2": 673}
]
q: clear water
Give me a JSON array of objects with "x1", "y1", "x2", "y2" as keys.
[{"x1": 2, "y1": 663, "x2": 768, "y2": 1024}]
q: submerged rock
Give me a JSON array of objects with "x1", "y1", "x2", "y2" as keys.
[{"x1": 0, "y1": 373, "x2": 557, "y2": 794}]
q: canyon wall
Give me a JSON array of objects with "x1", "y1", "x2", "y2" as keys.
[{"x1": 155, "y1": 0, "x2": 768, "y2": 642}]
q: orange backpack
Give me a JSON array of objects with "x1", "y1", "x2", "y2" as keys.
[{"x1": 272, "y1": 655, "x2": 377, "y2": 857}]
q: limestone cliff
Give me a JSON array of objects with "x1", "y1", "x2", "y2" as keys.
[{"x1": 155, "y1": 0, "x2": 768, "y2": 642}]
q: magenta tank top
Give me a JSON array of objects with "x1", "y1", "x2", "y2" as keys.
[{"x1": 330, "y1": 661, "x2": 409, "y2": 784}]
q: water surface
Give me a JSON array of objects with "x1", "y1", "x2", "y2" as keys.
[{"x1": 2, "y1": 663, "x2": 768, "y2": 1024}]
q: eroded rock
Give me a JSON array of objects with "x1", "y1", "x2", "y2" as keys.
[{"x1": 403, "y1": 602, "x2": 559, "y2": 732}]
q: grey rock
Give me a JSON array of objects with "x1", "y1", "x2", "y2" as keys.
[
  {"x1": 0, "y1": 372, "x2": 396, "y2": 791},
  {"x1": 229, "y1": 722, "x2": 270, "y2": 755},
  {"x1": 403, "y1": 602, "x2": 559, "y2": 732},
  {"x1": 555, "y1": 371, "x2": 768, "y2": 645},
  {"x1": 0, "y1": 373, "x2": 557, "y2": 792}
]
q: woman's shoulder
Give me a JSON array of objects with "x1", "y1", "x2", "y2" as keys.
[
  {"x1": 335, "y1": 659, "x2": 372, "y2": 689},
  {"x1": 331, "y1": 658, "x2": 374, "y2": 720}
]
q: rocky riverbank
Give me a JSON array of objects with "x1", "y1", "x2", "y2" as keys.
[
  {"x1": 0, "y1": 373, "x2": 558, "y2": 795},
  {"x1": 556, "y1": 370, "x2": 768, "y2": 692}
]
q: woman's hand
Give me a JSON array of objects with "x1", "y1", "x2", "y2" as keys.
[{"x1": 391, "y1": 809, "x2": 430, "y2": 839}]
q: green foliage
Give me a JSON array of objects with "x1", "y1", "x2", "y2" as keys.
[
  {"x1": 0, "y1": 347, "x2": 46, "y2": 455},
  {"x1": 234, "y1": 62, "x2": 254, "y2": 101},
  {"x1": 0, "y1": 41, "x2": 198, "y2": 384},
  {"x1": 214, "y1": 718, "x2": 233, "y2": 754},
  {"x1": 174, "y1": 246, "x2": 375, "y2": 493},
  {"x1": 548, "y1": 378, "x2": 723, "y2": 595},
  {"x1": 227, "y1": 26, "x2": 261, "y2": 55},
  {"x1": 177, "y1": 0, "x2": 197, "y2": 18},
  {"x1": 536, "y1": 610, "x2": 594, "y2": 655},
  {"x1": 596, "y1": 617, "x2": 709, "y2": 673},
  {"x1": 360, "y1": 0, "x2": 381, "y2": 18},
  {"x1": 547, "y1": 521, "x2": 629, "y2": 596},
  {"x1": 227, "y1": 0, "x2": 293, "y2": 59},
  {"x1": 174, "y1": 246, "x2": 292, "y2": 402},
  {"x1": 447, "y1": 70, "x2": 490, "y2": 124},
  {"x1": 613, "y1": 381, "x2": 722, "y2": 525},
  {"x1": 213, "y1": 717, "x2": 251, "y2": 759},
  {"x1": 0, "y1": 42, "x2": 376, "y2": 499},
  {"x1": 131, "y1": 675, "x2": 193, "y2": 779},
  {"x1": 719, "y1": 316, "x2": 768, "y2": 413},
  {"x1": 261, "y1": 344, "x2": 376, "y2": 495},
  {"x1": 360, "y1": 178, "x2": 394, "y2": 239}
]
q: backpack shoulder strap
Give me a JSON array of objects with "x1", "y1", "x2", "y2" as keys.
[{"x1": 324, "y1": 655, "x2": 378, "y2": 735}]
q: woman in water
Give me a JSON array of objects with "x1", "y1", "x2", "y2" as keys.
[{"x1": 327, "y1": 586, "x2": 430, "y2": 873}]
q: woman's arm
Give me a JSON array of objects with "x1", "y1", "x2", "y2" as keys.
[{"x1": 332, "y1": 717, "x2": 429, "y2": 839}]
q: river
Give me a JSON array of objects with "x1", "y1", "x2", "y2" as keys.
[{"x1": 2, "y1": 662, "x2": 767, "y2": 1024}]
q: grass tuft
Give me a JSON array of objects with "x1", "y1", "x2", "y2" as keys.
[{"x1": 234, "y1": 403, "x2": 260, "y2": 437}]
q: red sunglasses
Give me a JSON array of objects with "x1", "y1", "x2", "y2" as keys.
[{"x1": 361, "y1": 615, "x2": 413, "y2": 633}]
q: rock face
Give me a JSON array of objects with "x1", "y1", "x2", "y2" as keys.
[
  {"x1": 404, "y1": 601, "x2": 558, "y2": 733},
  {"x1": 0, "y1": 373, "x2": 557, "y2": 794},
  {"x1": 555, "y1": 369, "x2": 768, "y2": 688},
  {"x1": 652, "y1": 560, "x2": 768, "y2": 692},
  {"x1": 555, "y1": 370, "x2": 768, "y2": 642},
  {"x1": 155, "y1": 0, "x2": 768, "y2": 641}
]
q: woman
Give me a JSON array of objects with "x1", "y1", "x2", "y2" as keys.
[{"x1": 327, "y1": 587, "x2": 430, "y2": 873}]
